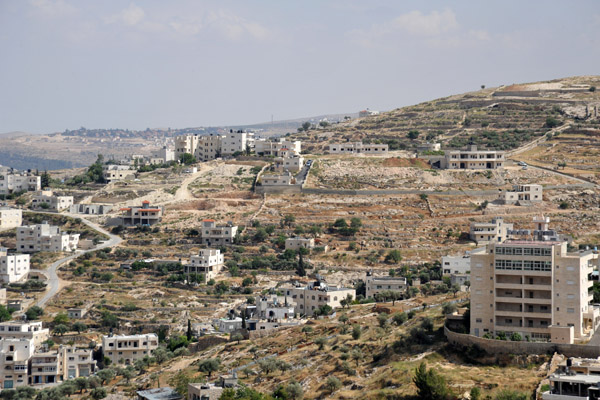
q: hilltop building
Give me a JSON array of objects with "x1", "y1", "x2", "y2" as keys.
[
  {"x1": 0, "y1": 207, "x2": 22, "y2": 229},
  {"x1": 16, "y1": 222, "x2": 79, "y2": 252},
  {"x1": 274, "y1": 152, "x2": 304, "y2": 173},
  {"x1": 185, "y1": 249, "x2": 224, "y2": 282},
  {"x1": 102, "y1": 333, "x2": 159, "y2": 365},
  {"x1": 499, "y1": 184, "x2": 543, "y2": 205},
  {"x1": 118, "y1": 201, "x2": 163, "y2": 226},
  {"x1": 0, "y1": 248, "x2": 30, "y2": 283},
  {"x1": 103, "y1": 165, "x2": 135, "y2": 182},
  {"x1": 31, "y1": 191, "x2": 73, "y2": 212},
  {"x1": 470, "y1": 217, "x2": 513, "y2": 245},
  {"x1": 443, "y1": 145, "x2": 505, "y2": 169},
  {"x1": 365, "y1": 271, "x2": 408, "y2": 299},
  {"x1": 200, "y1": 220, "x2": 238, "y2": 246},
  {"x1": 285, "y1": 237, "x2": 315, "y2": 251},
  {"x1": 0, "y1": 167, "x2": 41, "y2": 195},
  {"x1": 283, "y1": 278, "x2": 355, "y2": 316},
  {"x1": 325, "y1": 142, "x2": 389, "y2": 155},
  {"x1": 358, "y1": 109, "x2": 379, "y2": 117},
  {"x1": 470, "y1": 216, "x2": 600, "y2": 344},
  {"x1": 254, "y1": 139, "x2": 301, "y2": 156},
  {"x1": 221, "y1": 130, "x2": 253, "y2": 156}
]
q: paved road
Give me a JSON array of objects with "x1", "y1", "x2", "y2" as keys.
[{"x1": 32, "y1": 213, "x2": 122, "y2": 308}]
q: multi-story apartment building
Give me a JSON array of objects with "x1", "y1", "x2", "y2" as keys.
[
  {"x1": 285, "y1": 237, "x2": 315, "y2": 251},
  {"x1": 29, "y1": 346, "x2": 96, "y2": 385},
  {"x1": 254, "y1": 295, "x2": 295, "y2": 320},
  {"x1": 499, "y1": 184, "x2": 543, "y2": 205},
  {"x1": 254, "y1": 139, "x2": 302, "y2": 156},
  {"x1": 221, "y1": 131, "x2": 248, "y2": 156},
  {"x1": 0, "y1": 207, "x2": 22, "y2": 229},
  {"x1": 365, "y1": 271, "x2": 408, "y2": 298},
  {"x1": 275, "y1": 152, "x2": 304, "y2": 173},
  {"x1": 0, "y1": 338, "x2": 34, "y2": 389},
  {"x1": 69, "y1": 203, "x2": 112, "y2": 215},
  {"x1": 442, "y1": 253, "x2": 471, "y2": 276},
  {"x1": 469, "y1": 217, "x2": 513, "y2": 245},
  {"x1": 185, "y1": 249, "x2": 224, "y2": 281},
  {"x1": 443, "y1": 145, "x2": 505, "y2": 170},
  {"x1": 325, "y1": 142, "x2": 389, "y2": 155},
  {"x1": 0, "y1": 321, "x2": 49, "y2": 349},
  {"x1": 102, "y1": 165, "x2": 135, "y2": 183},
  {"x1": 470, "y1": 217, "x2": 600, "y2": 344},
  {"x1": 152, "y1": 146, "x2": 175, "y2": 164},
  {"x1": 0, "y1": 248, "x2": 30, "y2": 283},
  {"x1": 17, "y1": 222, "x2": 79, "y2": 253},
  {"x1": 102, "y1": 333, "x2": 159, "y2": 365},
  {"x1": 200, "y1": 220, "x2": 238, "y2": 246},
  {"x1": 118, "y1": 201, "x2": 163, "y2": 226},
  {"x1": 282, "y1": 279, "x2": 355, "y2": 316},
  {"x1": 31, "y1": 191, "x2": 74, "y2": 212},
  {"x1": 175, "y1": 134, "x2": 224, "y2": 162},
  {"x1": 0, "y1": 167, "x2": 41, "y2": 195}
]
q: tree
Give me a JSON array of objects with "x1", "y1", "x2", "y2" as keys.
[
  {"x1": 121, "y1": 366, "x2": 136, "y2": 383},
  {"x1": 385, "y1": 249, "x2": 402, "y2": 264},
  {"x1": 470, "y1": 387, "x2": 481, "y2": 400},
  {"x1": 0, "y1": 305, "x2": 12, "y2": 322},
  {"x1": 198, "y1": 358, "x2": 221, "y2": 378},
  {"x1": 407, "y1": 130, "x2": 420, "y2": 140},
  {"x1": 413, "y1": 362, "x2": 451, "y2": 400},
  {"x1": 232, "y1": 333, "x2": 244, "y2": 344},
  {"x1": 53, "y1": 324, "x2": 68, "y2": 336},
  {"x1": 377, "y1": 313, "x2": 389, "y2": 328},
  {"x1": 509, "y1": 332, "x2": 522, "y2": 341},
  {"x1": 153, "y1": 347, "x2": 171, "y2": 364},
  {"x1": 421, "y1": 317, "x2": 434, "y2": 332},
  {"x1": 351, "y1": 348, "x2": 364, "y2": 367},
  {"x1": 74, "y1": 377, "x2": 88, "y2": 393},
  {"x1": 324, "y1": 376, "x2": 342, "y2": 393},
  {"x1": 286, "y1": 381, "x2": 303, "y2": 400},
  {"x1": 590, "y1": 86, "x2": 596, "y2": 92},
  {"x1": 442, "y1": 302, "x2": 457, "y2": 316},
  {"x1": 296, "y1": 252, "x2": 306, "y2": 277},
  {"x1": 258, "y1": 358, "x2": 279, "y2": 375},
  {"x1": 352, "y1": 325, "x2": 361, "y2": 340},
  {"x1": 315, "y1": 336, "x2": 328, "y2": 350},
  {"x1": 333, "y1": 218, "x2": 348, "y2": 228},
  {"x1": 41, "y1": 170, "x2": 51, "y2": 188},
  {"x1": 187, "y1": 319, "x2": 192, "y2": 341},
  {"x1": 393, "y1": 312, "x2": 408, "y2": 326},
  {"x1": 97, "y1": 368, "x2": 115, "y2": 385},
  {"x1": 350, "y1": 217, "x2": 362, "y2": 229},
  {"x1": 282, "y1": 214, "x2": 296, "y2": 227},
  {"x1": 90, "y1": 387, "x2": 108, "y2": 400},
  {"x1": 69, "y1": 322, "x2": 86, "y2": 336},
  {"x1": 180, "y1": 153, "x2": 196, "y2": 165},
  {"x1": 25, "y1": 306, "x2": 44, "y2": 320},
  {"x1": 339, "y1": 314, "x2": 349, "y2": 325},
  {"x1": 545, "y1": 116, "x2": 560, "y2": 128},
  {"x1": 301, "y1": 121, "x2": 311, "y2": 131},
  {"x1": 169, "y1": 371, "x2": 192, "y2": 396},
  {"x1": 494, "y1": 389, "x2": 529, "y2": 400},
  {"x1": 53, "y1": 312, "x2": 69, "y2": 325}
]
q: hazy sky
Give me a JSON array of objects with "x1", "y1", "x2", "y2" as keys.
[{"x1": 1, "y1": 1, "x2": 599, "y2": 133}]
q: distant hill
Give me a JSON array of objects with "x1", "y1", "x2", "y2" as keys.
[{"x1": 292, "y1": 75, "x2": 600, "y2": 153}]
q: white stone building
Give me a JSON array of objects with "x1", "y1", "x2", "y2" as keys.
[
  {"x1": 69, "y1": 203, "x2": 112, "y2": 215},
  {"x1": 275, "y1": 152, "x2": 304, "y2": 173},
  {"x1": 31, "y1": 191, "x2": 74, "y2": 211},
  {"x1": 443, "y1": 145, "x2": 505, "y2": 170},
  {"x1": 0, "y1": 207, "x2": 22, "y2": 229},
  {"x1": 255, "y1": 295, "x2": 295, "y2": 320},
  {"x1": 285, "y1": 237, "x2": 315, "y2": 251},
  {"x1": 118, "y1": 200, "x2": 163, "y2": 226},
  {"x1": 442, "y1": 253, "x2": 471, "y2": 276},
  {"x1": 102, "y1": 333, "x2": 159, "y2": 365},
  {"x1": 499, "y1": 184, "x2": 543, "y2": 205},
  {"x1": 365, "y1": 272, "x2": 408, "y2": 298},
  {"x1": 282, "y1": 279, "x2": 356, "y2": 316},
  {"x1": 469, "y1": 217, "x2": 513, "y2": 245},
  {"x1": 0, "y1": 321, "x2": 49, "y2": 349},
  {"x1": 152, "y1": 146, "x2": 175, "y2": 164},
  {"x1": 175, "y1": 134, "x2": 223, "y2": 161},
  {"x1": 30, "y1": 346, "x2": 96, "y2": 385},
  {"x1": 0, "y1": 338, "x2": 34, "y2": 389},
  {"x1": 254, "y1": 139, "x2": 302, "y2": 156},
  {"x1": 200, "y1": 220, "x2": 238, "y2": 246},
  {"x1": 0, "y1": 248, "x2": 30, "y2": 283},
  {"x1": 0, "y1": 167, "x2": 41, "y2": 195},
  {"x1": 185, "y1": 249, "x2": 224, "y2": 281},
  {"x1": 221, "y1": 131, "x2": 249, "y2": 156},
  {"x1": 103, "y1": 165, "x2": 135, "y2": 183},
  {"x1": 261, "y1": 172, "x2": 294, "y2": 186},
  {"x1": 17, "y1": 222, "x2": 79, "y2": 253},
  {"x1": 325, "y1": 142, "x2": 388, "y2": 155}
]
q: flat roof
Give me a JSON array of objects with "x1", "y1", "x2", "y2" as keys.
[
  {"x1": 550, "y1": 373, "x2": 600, "y2": 385},
  {"x1": 501, "y1": 240, "x2": 562, "y2": 246}
]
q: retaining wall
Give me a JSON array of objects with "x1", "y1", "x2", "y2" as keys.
[{"x1": 445, "y1": 326, "x2": 600, "y2": 358}]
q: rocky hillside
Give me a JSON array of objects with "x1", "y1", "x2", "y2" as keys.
[{"x1": 297, "y1": 76, "x2": 600, "y2": 153}]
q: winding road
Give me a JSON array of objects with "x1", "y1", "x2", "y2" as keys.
[{"x1": 32, "y1": 213, "x2": 122, "y2": 308}]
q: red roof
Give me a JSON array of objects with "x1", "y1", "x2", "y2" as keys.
[
  {"x1": 140, "y1": 209, "x2": 161, "y2": 212},
  {"x1": 142, "y1": 200, "x2": 150, "y2": 204},
  {"x1": 119, "y1": 208, "x2": 131, "y2": 211},
  {"x1": 203, "y1": 219, "x2": 215, "y2": 222}
]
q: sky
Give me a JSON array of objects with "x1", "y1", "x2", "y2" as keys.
[{"x1": 0, "y1": 0, "x2": 599, "y2": 134}]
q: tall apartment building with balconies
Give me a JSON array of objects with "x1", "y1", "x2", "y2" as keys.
[
  {"x1": 17, "y1": 222, "x2": 79, "y2": 253},
  {"x1": 221, "y1": 130, "x2": 249, "y2": 156},
  {"x1": 200, "y1": 220, "x2": 238, "y2": 246},
  {"x1": 444, "y1": 145, "x2": 505, "y2": 169},
  {"x1": 0, "y1": 338, "x2": 34, "y2": 389},
  {"x1": 0, "y1": 248, "x2": 30, "y2": 283},
  {"x1": 469, "y1": 217, "x2": 513, "y2": 245},
  {"x1": 175, "y1": 134, "x2": 223, "y2": 161},
  {"x1": 102, "y1": 333, "x2": 159, "y2": 365},
  {"x1": 470, "y1": 216, "x2": 600, "y2": 344},
  {"x1": 185, "y1": 248, "x2": 224, "y2": 281}
]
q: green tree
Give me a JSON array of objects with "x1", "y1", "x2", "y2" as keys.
[
  {"x1": 392, "y1": 312, "x2": 408, "y2": 326},
  {"x1": 97, "y1": 369, "x2": 115, "y2": 385},
  {"x1": 315, "y1": 336, "x2": 328, "y2": 350},
  {"x1": 413, "y1": 362, "x2": 451, "y2": 400},
  {"x1": 169, "y1": 370, "x2": 192, "y2": 396},
  {"x1": 339, "y1": 314, "x2": 349, "y2": 325},
  {"x1": 351, "y1": 348, "x2": 364, "y2": 367},
  {"x1": 72, "y1": 322, "x2": 87, "y2": 334},
  {"x1": 180, "y1": 153, "x2": 196, "y2": 165},
  {"x1": 325, "y1": 376, "x2": 342, "y2": 393},
  {"x1": 296, "y1": 252, "x2": 306, "y2": 277},
  {"x1": 74, "y1": 377, "x2": 89, "y2": 393},
  {"x1": 385, "y1": 249, "x2": 402, "y2": 264},
  {"x1": 470, "y1": 387, "x2": 481, "y2": 400},
  {"x1": 53, "y1": 324, "x2": 68, "y2": 336},
  {"x1": 407, "y1": 130, "x2": 420, "y2": 140},
  {"x1": 282, "y1": 214, "x2": 296, "y2": 227},
  {"x1": 545, "y1": 116, "x2": 560, "y2": 128},
  {"x1": 441, "y1": 302, "x2": 457, "y2": 316},
  {"x1": 187, "y1": 319, "x2": 192, "y2": 341},
  {"x1": 231, "y1": 333, "x2": 244, "y2": 344},
  {"x1": 494, "y1": 389, "x2": 528, "y2": 400},
  {"x1": 90, "y1": 387, "x2": 108, "y2": 400},
  {"x1": 0, "y1": 305, "x2": 12, "y2": 322},
  {"x1": 53, "y1": 312, "x2": 69, "y2": 325},
  {"x1": 352, "y1": 325, "x2": 361, "y2": 340},
  {"x1": 198, "y1": 358, "x2": 221, "y2": 378}
]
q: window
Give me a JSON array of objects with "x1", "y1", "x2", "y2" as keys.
[
  {"x1": 476, "y1": 318, "x2": 482, "y2": 323},
  {"x1": 567, "y1": 308, "x2": 575, "y2": 313}
]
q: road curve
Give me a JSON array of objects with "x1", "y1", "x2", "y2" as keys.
[{"x1": 33, "y1": 213, "x2": 122, "y2": 308}]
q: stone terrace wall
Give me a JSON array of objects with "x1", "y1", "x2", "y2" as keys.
[{"x1": 445, "y1": 327, "x2": 600, "y2": 358}]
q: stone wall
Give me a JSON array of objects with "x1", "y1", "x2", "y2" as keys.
[{"x1": 445, "y1": 327, "x2": 600, "y2": 358}]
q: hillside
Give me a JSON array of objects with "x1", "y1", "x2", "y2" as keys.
[{"x1": 295, "y1": 76, "x2": 600, "y2": 153}]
